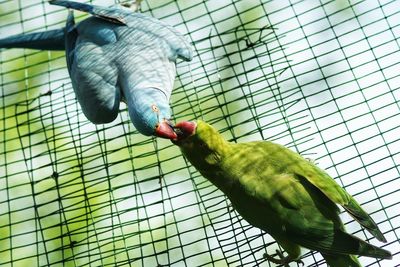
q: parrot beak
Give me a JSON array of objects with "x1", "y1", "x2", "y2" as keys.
[
  {"x1": 155, "y1": 121, "x2": 177, "y2": 140},
  {"x1": 174, "y1": 121, "x2": 197, "y2": 140}
]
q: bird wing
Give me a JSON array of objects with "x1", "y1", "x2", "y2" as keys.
[
  {"x1": 229, "y1": 142, "x2": 341, "y2": 238},
  {"x1": 283, "y1": 145, "x2": 387, "y2": 242},
  {"x1": 251, "y1": 141, "x2": 386, "y2": 242},
  {"x1": 265, "y1": 173, "x2": 368, "y2": 256},
  {"x1": 242, "y1": 159, "x2": 391, "y2": 258}
]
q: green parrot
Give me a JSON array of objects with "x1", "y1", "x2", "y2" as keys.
[{"x1": 172, "y1": 120, "x2": 392, "y2": 267}]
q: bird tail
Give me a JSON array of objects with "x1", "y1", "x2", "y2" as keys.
[
  {"x1": 322, "y1": 253, "x2": 362, "y2": 267},
  {"x1": 343, "y1": 197, "x2": 386, "y2": 242},
  {"x1": 332, "y1": 228, "x2": 392, "y2": 259},
  {"x1": 300, "y1": 227, "x2": 392, "y2": 262},
  {"x1": 0, "y1": 28, "x2": 65, "y2": 51},
  {"x1": 357, "y1": 238, "x2": 392, "y2": 259}
]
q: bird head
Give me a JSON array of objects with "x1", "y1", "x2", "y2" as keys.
[
  {"x1": 173, "y1": 120, "x2": 222, "y2": 143},
  {"x1": 172, "y1": 120, "x2": 230, "y2": 168},
  {"x1": 127, "y1": 88, "x2": 176, "y2": 139},
  {"x1": 172, "y1": 120, "x2": 228, "y2": 161}
]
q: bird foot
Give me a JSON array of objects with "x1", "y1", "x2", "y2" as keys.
[{"x1": 263, "y1": 250, "x2": 304, "y2": 267}]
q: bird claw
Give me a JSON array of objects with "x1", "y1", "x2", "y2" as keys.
[{"x1": 263, "y1": 250, "x2": 304, "y2": 267}]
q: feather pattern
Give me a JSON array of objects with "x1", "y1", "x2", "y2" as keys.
[
  {"x1": 0, "y1": 0, "x2": 193, "y2": 136},
  {"x1": 174, "y1": 120, "x2": 392, "y2": 266}
]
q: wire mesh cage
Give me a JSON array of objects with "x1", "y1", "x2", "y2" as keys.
[{"x1": 0, "y1": 0, "x2": 399, "y2": 266}]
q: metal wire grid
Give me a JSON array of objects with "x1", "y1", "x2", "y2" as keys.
[{"x1": 0, "y1": 0, "x2": 399, "y2": 266}]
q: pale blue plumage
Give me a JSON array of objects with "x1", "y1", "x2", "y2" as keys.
[{"x1": 0, "y1": 0, "x2": 193, "y2": 137}]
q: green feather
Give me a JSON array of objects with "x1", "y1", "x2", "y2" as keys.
[
  {"x1": 322, "y1": 253, "x2": 362, "y2": 267},
  {"x1": 175, "y1": 120, "x2": 392, "y2": 266}
]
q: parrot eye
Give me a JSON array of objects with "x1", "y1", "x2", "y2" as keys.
[{"x1": 151, "y1": 104, "x2": 159, "y2": 112}]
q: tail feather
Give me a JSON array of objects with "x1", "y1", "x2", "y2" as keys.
[
  {"x1": 322, "y1": 253, "x2": 361, "y2": 267},
  {"x1": 0, "y1": 29, "x2": 65, "y2": 51},
  {"x1": 343, "y1": 197, "x2": 387, "y2": 242},
  {"x1": 358, "y1": 239, "x2": 392, "y2": 260},
  {"x1": 64, "y1": 10, "x2": 77, "y2": 74},
  {"x1": 332, "y1": 229, "x2": 392, "y2": 259},
  {"x1": 298, "y1": 228, "x2": 392, "y2": 260}
]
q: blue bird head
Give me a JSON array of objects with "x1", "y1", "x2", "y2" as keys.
[{"x1": 126, "y1": 88, "x2": 176, "y2": 139}]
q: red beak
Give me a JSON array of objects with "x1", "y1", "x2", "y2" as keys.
[{"x1": 155, "y1": 121, "x2": 177, "y2": 139}]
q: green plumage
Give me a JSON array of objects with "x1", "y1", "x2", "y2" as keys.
[{"x1": 174, "y1": 120, "x2": 392, "y2": 267}]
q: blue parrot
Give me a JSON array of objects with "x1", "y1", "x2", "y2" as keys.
[{"x1": 0, "y1": 0, "x2": 193, "y2": 139}]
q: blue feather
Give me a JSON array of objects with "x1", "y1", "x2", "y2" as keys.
[{"x1": 0, "y1": 0, "x2": 193, "y2": 136}]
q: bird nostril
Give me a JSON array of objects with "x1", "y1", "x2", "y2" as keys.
[{"x1": 174, "y1": 128, "x2": 184, "y2": 137}]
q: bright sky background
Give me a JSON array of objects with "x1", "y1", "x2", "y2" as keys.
[{"x1": 0, "y1": 0, "x2": 399, "y2": 266}]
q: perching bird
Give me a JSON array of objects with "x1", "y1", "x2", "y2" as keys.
[
  {"x1": 0, "y1": 0, "x2": 193, "y2": 139},
  {"x1": 172, "y1": 120, "x2": 392, "y2": 267}
]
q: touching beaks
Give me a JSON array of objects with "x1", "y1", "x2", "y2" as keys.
[
  {"x1": 155, "y1": 120, "x2": 177, "y2": 139},
  {"x1": 174, "y1": 121, "x2": 197, "y2": 139}
]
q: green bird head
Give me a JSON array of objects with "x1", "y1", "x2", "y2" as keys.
[{"x1": 172, "y1": 120, "x2": 229, "y2": 167}]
